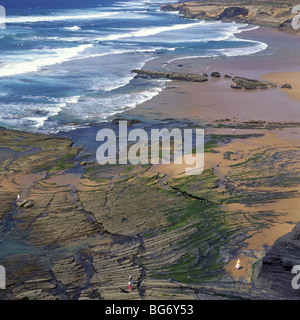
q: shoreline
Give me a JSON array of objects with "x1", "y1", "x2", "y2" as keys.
[
  {"x1": 0, "y1": 15, "x2": 300, "y2": 299},
  {"x1": 123, "y1": 25, "x2": 300, "y2": 125}
]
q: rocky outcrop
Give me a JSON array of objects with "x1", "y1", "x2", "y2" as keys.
[
  {"x1": 133, "y1": 69, "x2": 279, "y2": 90},
  {"x1": 218, "y1": 6, "x2": 249, "y2": 20},
  {"x1": 0, "y1": 126, "x2": 299, "y2": 300},
  {"x1": 281, "y1": 83, "x2": 292, "y2": 89},
  {"x1": 161, "y1": 1, "x2": 300, "y2": 33},
  {"x1": 17, "y1": 199, "x2": 35, "y2": 208},
  {"x1": 132, "y1": 69, "x2": 208, "y2": 82},
  {"x1": 211, "y1": 72, "x2": 221, "y2": 78},
  {"x1": 231, "y1": 84, "x2": 242, "y2": 89},
  {"x1": 255, "y1": 222, "x2": 300, "y2": 299},
  {"x1": 232, "y1": 76, "x2": 277, "y2": 90}
]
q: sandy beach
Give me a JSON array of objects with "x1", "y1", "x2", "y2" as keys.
[
  {"x1": 262, "y1": 71, "x2": 300, "y2": 101},
  {"x1": 127, "y1": 26, "x2": 300, "y2": 125}
]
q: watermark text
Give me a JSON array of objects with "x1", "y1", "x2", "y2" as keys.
[
  {"x1": 292, "y1": 5, "x2": 300, "y2": 30},
  {"x1": 0, "y1": 265, "x2": 5, "y2": 289},
  {"x1": 96, "y1": 121, "x2": 204, "y2": 175},
  {"x1": 0, "y1": 5, "x2": 5, "y2": 30},
  {"x1": 292, "y1": 265, "x2": 300, "y2": 290}
]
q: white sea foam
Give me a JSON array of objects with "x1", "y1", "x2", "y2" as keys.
[
  {"x1": 57, "y1": 95, "x2": 81, "y2": 104},
  {"x1": 214, "y1": 40, "x2": 268, "y2": 57},
  {"x1": 70, "y1": 81, "x2": 169, "y2": 122},
  {"x1": 63, "y1": 25, "x2": 81, "y2": 31},
  {"x1": 168, "y1": 40, "x2": 268, "y2": 62},
  {"x1": 0, "y1": 44, "x2": 93, "y2": 77},
  {"x1": 90, "y1": 56, "x2": 158, "y2": 92},
  {"x1": 6, "y1": 11, "x2": 119, "y2": 24},
  {"x1": 55, "y1": 46, "x2": 177, "y2": 64},
  {"x1": 24, "y1": 115, "x2": 50, "y2": 128},
  {"x1": 1, "y1": 100, "x2": 66, "y2": 129},
  {"x1": 95, "y1": 21, "x2": 206, "y2": 41},
  {"x1": 22, "y1": 95, "x2": 82, "y2": 128}
]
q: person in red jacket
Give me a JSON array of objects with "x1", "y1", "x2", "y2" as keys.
[{"x1": 128, "y1": 275, "x2": 133, "y2": 290}]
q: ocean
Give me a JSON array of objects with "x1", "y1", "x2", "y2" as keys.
[{"x1": 0, "y1": 0, "x2": 269, "y2": 133}]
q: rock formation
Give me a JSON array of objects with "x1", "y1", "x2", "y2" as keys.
[
  {"x1": 211, "y1": 72, "x2": 221, "y2": 78},
  {"x1": 281, "y1": 83, "x2": 292, "y2": 89},
  {"x1": 161, "y1": 1, "x2": 300, "y2": 34},
  {"x1": 132, "y1": 69, "x2": 208, "y2": 82},
  {"x1": 232, "y1": 76, "x2": 277, "y2": 90},
  {"x1": 255, "y1": 222, "x2": 300, "y2": 299}
]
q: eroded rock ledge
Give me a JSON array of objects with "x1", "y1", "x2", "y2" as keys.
[
  {"x1": 161, "y1": 1, "x2": 300, "y2": 33},
  {"x1": 232, "y1": 76, "x2": 277, "y2": 89}
]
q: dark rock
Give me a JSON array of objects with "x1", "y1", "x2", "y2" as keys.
[
  {"x1": 231, "y1": 84, "x2": 242, "y2": 89},
  {"x1": 281, "y1": 83, "x2": 292, "y2": 89},
  {"x1": 111, "y1": 118, "x2": 142, "y2": 126},
  {"x1": 211, "y1": 72, "x2": 221, "y2": 78},
  {"x1": 224, "y1": 74, "x2": 232, "y2": 78},
  {"x1": 232, "y1": 76, "x2": 277, "y2": 90},
  {"x1": 132, "y1": 69, "x2": 208, "y2": 82},
  {"x1": 18, "y1": 199, "x2": 34, "y2": 208},
  {"x1": 255, "y1": 222, "x2": 300, "y2": 298},
  {"x1": 279, "y1": 18, "x2": 292, "y2": 28},
  {"x1": 218, "y1": 7, "x2": 249, "y2": 20}
]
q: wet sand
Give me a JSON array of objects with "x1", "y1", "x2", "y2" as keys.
[
  {"x1": 205, "y1": 131, "x2": 300, "y2": 280},
  {"x1": 262, "y1": 71, "x2": 300, "y2": 101}
]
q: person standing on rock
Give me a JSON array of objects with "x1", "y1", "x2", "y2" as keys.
[
  {"x1": 17, "y1": 194, "x2": 21, "y2": 202},
  {"x1": 235, "y1": 259, "x2": 241, "y2": 270},
  {"x1": 128, "y1": 275, "x2": 133, "y2": 291}
]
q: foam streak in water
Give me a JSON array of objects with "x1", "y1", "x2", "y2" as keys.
[
  {"x1": 0, "y1": 44, "x2": 93, "y2": 77},
  {"x1": 6, "y1": 12, "x2": 119, "y2": 23}
]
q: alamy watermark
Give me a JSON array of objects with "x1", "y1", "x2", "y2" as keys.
[
  {"x1": 0, "y1": 265, "x2": 5, "y2": 289},
  {"x1": 96, "y1": 121, "x2": 204, "y2": 175},
  {"x1": 292, "y1": 5, "x2": 300, "y2": 30},
  {"x1": 0, "y1": 5, "x2": 5, "y2": 30},
  {"x1": 292, "y1": 265, "x2": 300, "y2": 290}
]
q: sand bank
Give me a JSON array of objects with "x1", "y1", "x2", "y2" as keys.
[{"x1": 262, "y1": 71, "x2": 300, "y2": 101}]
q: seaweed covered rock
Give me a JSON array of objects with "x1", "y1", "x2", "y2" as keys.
[
  {"x1": 232, "y1": 76, "x2": 277, "y2": 90},
  {"x1": 132, "y1": 69, "x2": 208, "y2": 82},
  {"x1": 211, "y1": 72, "x2": 221, "y2": 78}
]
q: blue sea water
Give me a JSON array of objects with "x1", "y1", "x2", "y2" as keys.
[{"x1": 0, "y1": 0, "x2": 268, "y2": 133}]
